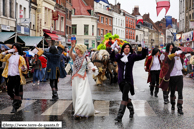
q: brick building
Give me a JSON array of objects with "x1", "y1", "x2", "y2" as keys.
[
  {"x1": 122, "y1": 9, "x2": 136, "y2": 43},
  {"x1": 93, "y1": 0, "x2": 113, "y2": 45},
  {"x1": 66, "y1": 0, "x2": 73, "y2": 45},
  {"x1": 54, "y1": 0, "x2": 66, "y2": 45}
]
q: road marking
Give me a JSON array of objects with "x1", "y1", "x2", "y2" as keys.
[
  {"x1": 133, "y1": 100, "x2": 156, "y2": 117},
  {"x1": 0, "y1": 100, "x2": 36, "y2": 114},
  {"x1": 94, "y1": 100, "x2": 109, "y2": 116},
  {"x1": 41, "y1": 100, "x2": 72, "y2": 115}
]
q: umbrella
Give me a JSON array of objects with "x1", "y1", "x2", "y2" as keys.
[
  {"x1": 0, "y1": 44, "x2": 10, "y2": 50},
  {"x1": 179, "y1": 46, "x2": 193, "y2": 53},
  {"x1": 24, "y1": 51, "x2": 35, "y2": 57}
]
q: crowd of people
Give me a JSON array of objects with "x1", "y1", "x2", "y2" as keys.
[{"x1": 0, "y1": 40, "x2": 193, "y2": 122}]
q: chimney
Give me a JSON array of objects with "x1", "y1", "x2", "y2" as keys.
[
  {"x1": 134, "y1": 6, "x2": 139, "y2": 14},
  {"x1": 117, "y1": 2, "x2": 120, "y2": 10},
  {"x1": 115, "y1": 0, "x2": 117, "y2": 5}
]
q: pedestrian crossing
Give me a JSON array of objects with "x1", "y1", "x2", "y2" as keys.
[
  {"x1": 0, "y1": 99, "x2": 193, "y2": 117},
  {"x1": 0, "y1": 100, "x2": 36, "y2": 115},
  {"x1": 41, "y1": 100, "x2": 72, "y2": 116}
]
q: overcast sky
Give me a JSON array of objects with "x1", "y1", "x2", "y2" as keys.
[{"x1": 108, "y1": 0, "x2": 179, "y2": 22}]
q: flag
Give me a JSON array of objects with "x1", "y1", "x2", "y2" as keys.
[
  {"x1": 156, "y1": 0, "x2": 170, "y2": 16},
  {"x1": 136, "y1": 16, "x2": 143, "y2": 24},
  {"x1": 165, "y1": 16, "x2": 172, "y2": 27}
]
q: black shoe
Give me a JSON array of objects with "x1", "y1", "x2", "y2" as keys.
[
  {"x1": 127, "y1": 102, "x2": 134, "y2": 118},
  {"x1": 74, "y1": 116, "x2": 80, "y2": 120},
  {"x1": 155, "y1": 94, "x2": 158, "y2": 97},
  {"x1": 177, "y1": 103, "x2": 184, "y2": 115},
  {"x1": 171, "y1": 105, "x2": 175, "y2": 110},
  {"x1": 164, "y1": 99, "x2": 169, "y2": 104},
  {"x1": 178, "y1": 109, "x2": 184, "y2": 115},
  {"x1": 150, "y1": 91, "x2": 153, "y2": 96},
  {"x1": 114, "y1": 117, "x2": 122, "y2": 122},
  {"x1": 150, "y1": 86, "x2": 154, "y2": 96},
  {"x1": 154, "y1": 87, "x2": 159, "y2": 97},
  {"x1": 163, "y1": 91, "x2": 169, "y2": 104},
  {"x1": 10, "y1": 107, "x2": 17, "y2": 113},
  {"x1": 115, "y1": 104, "x2": 126, "y2": 122}
]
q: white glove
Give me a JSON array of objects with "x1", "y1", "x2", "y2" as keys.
[
  {"x1": 141, "y1": 40, "x2": 145, "y2": 48},
  {"x1": 175, "y1": 50, "x2": 182, "y2": 55},
  {"x1": 2, "y1": 52, "x2": 6, "y2": 55},
  {"x1": 34, "y1": 44, "x2": 37, "y2": 47},
  {"x1": 8, "y1": 49, "x2": 15, "y2": 53}
]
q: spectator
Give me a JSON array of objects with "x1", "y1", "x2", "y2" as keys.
[
  {"x1": 39, "y1": 55, "x2": 47, "y2": 82},
  {"x1": 32, "y1": 54, "x2": 42, "y2": 85},
  {"x1": 190, "y1": 52, "x2": 194, "y2": 73}
]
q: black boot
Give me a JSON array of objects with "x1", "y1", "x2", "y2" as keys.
[
  {"x1": 11, "y1": 99, "x2": 22, "y2": 113},
  {"x1": 170, "y1": 96, "x2": 176, "y2": 110},
  {"x1": 163, "y1": 91, "x2": 169, "y2": 104},
  {"x1": 150, "y1": 85, "x2": 154, "y2": 96},
  {"x1": 155, "y1": 86, "x2": 159, "y2": 97},
  {"x1": 10, "y1": 107, "x2": 17, "y2": 113},
  {"x1": 127, "y1": 100, "x2": 134, "y2": 118},
  {"x1": 51, "y1": 89, "x2": 59, "y2": 101},
  {"x1": 114, "y1": 102, "x2": 127, "y2": 122},
  {"x1": 177, "y1": 100, "x2": 184, "y2": 115}
]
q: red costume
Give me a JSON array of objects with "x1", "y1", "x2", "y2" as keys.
[{"x1": 145, "y1": 55, "x2": 161, "y2": 83}]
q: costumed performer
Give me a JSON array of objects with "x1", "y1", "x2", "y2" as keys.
[
  {"x1": 69, "y1": 41, "x2": 98, "y2": 119},
  {"x1": 112, "y1": 42, "x2": 148, "y2": 122},
  {"x1": 36, "y1": 42, "x2": 66, "y2": 101},
  {"x1": 159, "y1": 43, "x2": 174, "y2": 104},
  {"x1": 145, "y1": 48, "x2": 161, "y2": 97},
  {"x1": 160, "y1": 47, "x2": 184, "y2": 114},
  {"x1": 0, "y1": 43, "x2": 27, "y2": 113}
]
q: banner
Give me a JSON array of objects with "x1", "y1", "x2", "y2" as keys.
[
  {"x1": 52, "y1": 11, "x2": 58, "y2": 21},
  {"x1": 136, "y1": 15, "x2": 143, "y2": 24},
  {"x1": 156, "y1": 0, "x2": 170, "y2": 16},
  {"x1": 189, "y1": 21, "x2": 194, "y2": 29},
  {"x1": 165, "y1": 16, "x2": 172, "y2": 27}
]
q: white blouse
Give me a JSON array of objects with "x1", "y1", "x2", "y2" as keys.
[
  {"x1": 151, "y1": 56, "x2": 161, "y2": 71},
  {"x1": 8, "y1": 52, "x2": 20, "y2": 76}
]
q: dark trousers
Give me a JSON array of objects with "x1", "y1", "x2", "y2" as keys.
[
  {"x1": 169, "y1": 76, "x2": 183, "y2": 100},
  {"x1": 50, "y1": 71, "x2": 59, "y2": 90},
  {"x1": 7, "y1": 76, "x2": 20, "y2": 99},
  {"x1": 7, "y1": 75, "x2": 22, "y2": 109},
  {"x1": 119, "y1": 81, "x2": 131, "y2": 101},
  {"x1": 150, "y1": 70, "x2": 160, "y2": 86}
]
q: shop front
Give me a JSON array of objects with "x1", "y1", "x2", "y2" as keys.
[{"x1": 43, "y1": 29, "x2": 59, "y2": 46}]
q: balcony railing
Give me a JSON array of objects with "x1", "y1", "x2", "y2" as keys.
[{"x1": 94, "y1": 8, "x2": 113, "y2": 17}]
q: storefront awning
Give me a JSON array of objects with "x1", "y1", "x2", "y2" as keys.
[
  {"x1": 0, "y1": 32, "x2": 15, "y2": 43},
  {"x1": 18, "y1": 36, "x2": 48, "y2": 47},
  {"x1": 45, "y1": 33, "x2": 58, "y2": 40},
  {"x1": 19, "y1": 36, "x2": 43, "y2": 46}
]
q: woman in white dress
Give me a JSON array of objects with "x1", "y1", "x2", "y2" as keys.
[{"x1": 69, "y1": 41, "x2": 98, "y2": 119}]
